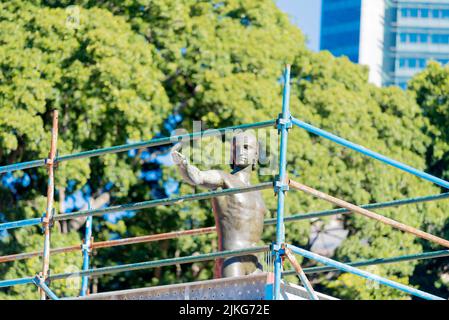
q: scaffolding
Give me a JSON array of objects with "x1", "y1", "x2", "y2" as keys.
[{"x1": 1, "y1": 65, "x2": 449, "y2": 300}]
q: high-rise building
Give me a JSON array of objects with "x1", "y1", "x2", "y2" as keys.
[{"x1": 320, "y1": 0, "x2": 449, "y2": 88}]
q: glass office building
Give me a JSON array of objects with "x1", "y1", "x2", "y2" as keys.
[
  {"x1": 320, "y1": 0, "x2": 362, "y2": 63},
  {"x1": 392, "y1": 0, "x2": 449, "y2": 88},
  {"x1": 320, "y1": 0, "x2": 449, "y2": 88}
]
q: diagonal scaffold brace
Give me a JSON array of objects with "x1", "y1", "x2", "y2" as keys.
[
  {"x1": 286, "y1": 243, "x2": 445, "y2": 300},
  {"x1": 288, "y1": 179, "x2": 449, "y2": 248},
  {"x1": 284, "y1": 246, "x2": 319, "y2": 300},
  {"x1": 33, "y1": 274, "x2": 59, "y2": 301}
]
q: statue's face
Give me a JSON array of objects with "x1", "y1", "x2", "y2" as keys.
[{"x1": 232, "y1": 132, "x2": 258, "y2": 168}]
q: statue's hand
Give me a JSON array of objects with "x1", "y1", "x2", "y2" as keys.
[{"x1": 171, "y1": 143, "x2": 187, "y2": 165}]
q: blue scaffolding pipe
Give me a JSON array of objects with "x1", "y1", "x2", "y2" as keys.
[
  {"x1": 80, "y1": 213, "x2": 93, "y2": 296},
  {"x1": 273, "y1": 65, "x2": 291, "y2": 300},
  {"x1": 53, "y1": 183, "x2": 272, "y2": 221},
  {"x1": 0, "y1": 246, "x2": 269, "y2": 289},
  {"x1": 2, "y1": 247, "x2": 448, "y2": 291},
  {"x1": 286, "y1": 244, "x2": 446, "y2": 300},
  {"x1": 0, "y1": 120, "x2": 275, "y2": 174},
  {"x1": 271, "y1": 191, "x2": 449, "y2": 225},
  {"x1": 33, "y1": 276, "x2": 59, "y2": 300},
  {"x1": 0, "y1": 277, "x2": 34, "y2": 288},
  {"x1": 2, "y1": 190, "x2": 449, "y2": 265},
  {"x1": 0, "y1": 159, "x2": 46, "y2": 175},
  {"x1": 0, "y1": 217, "x2": 42, "y2": 231},
  {"x1": 0, "y1": 184, "x2": 272, "y2": 232},
  {"x1": 3, "y1": 190, "x2": 449, "y2": 233},
  {"x1": 292, "y1": 117, "x2": 449, "y2": 190},
  {"x1": 284, "y1": 249, "x2": 449, "y2": 276}
]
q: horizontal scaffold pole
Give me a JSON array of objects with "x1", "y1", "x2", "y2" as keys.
[
  {"x1": 53, "y1": 182, "x2": 273, "y2": 221},
  {"x1": 0, "y1": 120, "x2": 275, "y2": 174},
  {"x1": 0, "y1": 183, "x2": 269, "y2": 231},
  {"x1": 271, "y1": 191, "x2": 449, "y2": 224},
  {"x1": 0, "y1": 227, "x2": 217, "y2": 263},
  {"x1": 284, "y1": 249, "x2": 449, "y2": 276},
  {"x1": 289, "y1": 179, "x2": 449, "y2": 248},
  {"x1": 286, "y1": 244, "x2": 445, "y2": 300},
  {"x1": 2, "y1": 189, "x2": 449, "y2": 260},
  {"x1": 292, "y1": 117, "x2": 449, "y2": 190},
  {"x1": 2, "y1": 246, "x2": 449, "y2": 290},
  {"x1": 49, "y1": 246, "x2": 270, "y2": 281},
  {"x1": 0, "y1": 246, "x2": 269, "y2": 288},
  {"x1": 0, "y1": 218, "x2": 42, "y2": 231}
]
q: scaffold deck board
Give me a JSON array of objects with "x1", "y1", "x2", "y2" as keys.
[{"x1": 71, "y1": 273, "x2": 337, "y2": 300}]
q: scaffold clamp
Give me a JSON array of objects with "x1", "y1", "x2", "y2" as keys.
[
  {"x1": 276, "y1": 113, "x2": 292, "y2": 132},
  {"x1": 274, "y1": 180, "x2": 289, "y2": 193}
]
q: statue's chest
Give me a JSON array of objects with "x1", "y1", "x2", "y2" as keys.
[{"x1": 212, "y1": 178, "x2": 265, "y2": 219}]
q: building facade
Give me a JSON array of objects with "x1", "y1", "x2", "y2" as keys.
[{"x1": 320, "y1": 0, "x2": 449, "y2": 88}]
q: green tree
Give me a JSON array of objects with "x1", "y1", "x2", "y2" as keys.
[
  {"x1": 407, "y1": 62, "x2": 449, "y2": 298},
  {"x1": 2, "y1": 0, "x2": 448, "y2": 300},
  {"x1": 0, "y1": 0, "x2": 170, "y2": 298}
]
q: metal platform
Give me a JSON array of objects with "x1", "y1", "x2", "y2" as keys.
[{"x1": 72, "y1": 273, "x2": 337, "y2": 300}]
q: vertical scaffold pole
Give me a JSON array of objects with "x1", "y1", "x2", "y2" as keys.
[
  {"x1": 273, "y1": 65, "x2": 291, "y2": 300},
  {"x1": 80, "y1": 210, "x2": 93, "y2": 296},
  {"x1": 40, "y1": 110, "x2": 59, "y2": 300}
]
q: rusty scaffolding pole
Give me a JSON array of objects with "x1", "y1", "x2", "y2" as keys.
[
  {"x1": 39, "y1": 110, "x2": 59, "y2": 300},
  {"x1": 288, "y1": 179, "x2": 449, "y2": 248}
]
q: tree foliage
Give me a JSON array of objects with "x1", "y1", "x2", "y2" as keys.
[
  {"x1": 407, "y1": 62, "x2": 449, "y2": 298},
  {"x1": 0, "y1": 0, "x2": 170, "y2": 298}
]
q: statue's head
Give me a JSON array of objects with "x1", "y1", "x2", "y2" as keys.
[{"x1": 230, "y1": 131, "x2": 259, "y2": 171}]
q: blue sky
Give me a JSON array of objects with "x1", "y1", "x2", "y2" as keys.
[{"x1": 276, "y1": 0, "x2": 322, "y2": 51}]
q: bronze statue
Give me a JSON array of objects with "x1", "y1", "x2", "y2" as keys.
[{"x1": 171, "y1": 131, "x2": 267, "y2": 278}]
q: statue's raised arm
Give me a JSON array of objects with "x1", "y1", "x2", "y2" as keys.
[{"x1": 171, "y1": 143, "x2": 224, "y2": 190}]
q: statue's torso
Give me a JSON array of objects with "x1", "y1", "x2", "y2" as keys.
[{"x1": 211, "y1": 172, "x2": 266, "y2": 250}]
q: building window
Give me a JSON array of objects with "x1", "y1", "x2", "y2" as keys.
[
  {"x1": 431, "y1": 34, "x2": 449, "y2": 44},
  {"x1": 398, "y1": 33, "x2": 437, "y2": 44},
  {"x1": 400, "y1": 33, "x2": 407, "y2": 43},
  {"x1": 398, "y1": 58, "x2": 428, "y2": 69},
  {"x1": 400, "y1": 8, "x2": 449, "y2": 19},
  {"x1": 401, "y1": 8, "x2": 408, "y2": 17},
  {"x1": 418, "y1": 59, "x2": 426, "y2": 68},
  {"x1": 432, "y1": 9, "x2": 440, "y2": 18},
  {"x1": 432, "y1": 34, "x2": 439, "y2": 44}
]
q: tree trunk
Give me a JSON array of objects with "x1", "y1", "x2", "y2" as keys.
[{"x1": 68, "y1": 192, "x2": 110, "y2": 231}]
